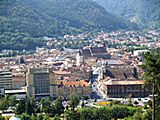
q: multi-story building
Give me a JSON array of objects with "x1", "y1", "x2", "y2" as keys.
[
  {"x1": 56, "y1": 80, "x2": 92, "y2": 99},
  {"x1": 100, "y1": 79, "x2": 146, "y2": 98},
  {"x1": 12, "y1": 73, "x2": 26, "y2": 89},
  {"x1": 99, "y1": 66, "x2": 146, "y2": 98},
  {"x1": 26, "y1": 68, "x2": 56, "y2": 99},
  {"x1": 54, "y1": 67, "x2": 92, "y2": 99},
  {"x1": 0, "y1": 69, "x2": 12, "y2": 94}
]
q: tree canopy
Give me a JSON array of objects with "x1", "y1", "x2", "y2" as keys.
[{"x1": 142, "y1": 50, "x2": 160, "y2": 120}]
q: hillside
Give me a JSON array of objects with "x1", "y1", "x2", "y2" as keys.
[
  {"x1": 0, "y1": 0, "x2": 134, "y2": 37},
  {"x1": 94, "y1": 0, "x2": 160, "y2": 29}
]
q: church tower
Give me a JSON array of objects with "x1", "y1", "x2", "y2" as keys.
[{"x1": 76, "y1": 51, "x2": 84, "y2": 66}]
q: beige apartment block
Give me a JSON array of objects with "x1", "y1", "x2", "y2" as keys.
[{"x1": 26, "y1": 68, "x2": 56, "y2": 99}]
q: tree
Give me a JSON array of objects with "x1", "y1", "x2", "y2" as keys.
[
  {"x1": 43, "y1": 114, "x2": 50, "y2": 120},
  {"x1": 0, "y1": 97, "x2": 9, "y2": 110},
  {"x1": 65, "y1": 94, "x2": 80, "y2": 120},
  {"x1": 65, "y1": 110, "x2": 80, "y2": 120},
  {"x1": 54, "y1": 114, "x2": 60, "y2": 120},
  {"x1": 142, "y1": 50, "x2": 160, "y2": 120},
  {"x1": 37, "y1": 114, "x2": 44, "y2": 120},
  {"x1": 31, "y1": 114, "x2": 37, "y2": 120},
  {"x1": 132, "y1": 112, "x2": 142, "y2": 120},
  {"x1": 0, "y1": 116, "x2": 5, "y2": 120},
  {"x1": 9, "y1": 96, "x2": 17, "y2": 107},
  {"x1": 20, "y1": 113, "x2": 31, "y2": 120},
  {"x1": 25, "y1": 98, "x2": 35, "y2": 115},
  {"x1": 142, "y1": 111, "x2": 151, "y2": 120},
  {"x1": 69, "y1": 94, "x2": 79, "y2": 112},
  {"x1": 54, "y1": 97, "x2": 64, "y2": 116},
  {"x1": 40, "y1": 98, "x2": 51, "y2": 114},
  {"x1": 16, "y1": 99, "x2": 26, "y2": 114}
]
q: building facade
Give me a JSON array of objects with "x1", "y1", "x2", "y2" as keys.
[
  {"x1": 26, "y1": 68, "x2": 56, "y2": 99},
  {"x1": 100, "y1": 79, "x2": 146, "y2": 98},
  {"x1": 56, "y1": 80, "x2": 92, "y2": 99},
  {"x1": 0, "y1": 69, "x2": 12, "y2": 94}
]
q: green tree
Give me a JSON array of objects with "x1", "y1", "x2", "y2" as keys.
[
  {"x1": 40, "y1": 98, "x2": 51, "y2": 114},
  {"x1": 142, "y1": 50, "x2": 160, "y2": 120},
  {"x1": 0, "y1": 116, "x2": 5, "y2": 120},
  {"x1": 9, "y1": 96, "x2": 17, "y2": 107},
  {"x1": 79, "y1": 108, "x2": 93, "y2": 120},
  {"x1": 43, "y1": 114, "x2": 50, "y2": 120},
  {"x1": 142, "y1": 111, "x2": 150, "y2": 120},
  {"x1": 97, "y1": 108, "x2": 113, "y2": 120},
  {"x1": 20, "y1": 113, "x2": 31, "y2": 120},
  {"x1": 65, "y1": 94, "x2": 80, "y2": 120},
  {"x1": 69, "y1": 94, "x2": 79, "y2": 112},
  {"x1": 54, "y1": 114, "x2": 60, "y2": 120},
  {"x1": 16, "y1": 99, "x2": 26, "y2": 114},
  {"x1": 65, "y1": 110, "x2": 80, "y2": 120},
  {"x1": 26, "y1": 98, "x2": 35, "y2": 115},
  {"x1": 31, "y1": 114, "x2": 37, "y2": 120},
  {"x1": 0, "y1": 97, "x2": 9, "y2": 110},
  {"x1": 133, "y1": 112, "x2": 142, "y2": 120},
  {"x1": 54, "y1": 97, "x2": 64, "y2": 116},
  {"x1": 37, "y1": 114, "x2": 44, "y2": 120}
]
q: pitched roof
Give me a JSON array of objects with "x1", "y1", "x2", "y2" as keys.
[
  {"x1": 93, "y1": 53, "x2": 111, "y2": 59},
  {"x1": 80, "y1": 49, "x2": 91, "y2": 57},
  {"x1": 58, "y1": 80, "x2": 90, "y2": 87},
  {"x1": 90, "y1": 47, "x2": 106, "y2": 54},
  {"x1": 105, "y1": 67, "x2": 134, "y2": 80}
]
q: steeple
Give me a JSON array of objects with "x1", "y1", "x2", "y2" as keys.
[{"x1": 76, "y1": 51, "x2": 84, "y2": 66}]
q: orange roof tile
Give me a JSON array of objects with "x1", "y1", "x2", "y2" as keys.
[{"x1": 58, "y1": 80, "x2": 90, "y2": 87}]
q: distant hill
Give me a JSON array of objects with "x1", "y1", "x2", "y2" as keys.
[
  {"x1": 94, "y1": 0, "x2": 160, "y2": 29},
  {"x1": 0, "y1": 0, "x2": 135, "y2": 37}
]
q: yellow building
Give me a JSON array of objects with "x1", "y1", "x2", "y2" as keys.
[{"x1": 26, "y1": 68, "x2": 56, "y2": 99}]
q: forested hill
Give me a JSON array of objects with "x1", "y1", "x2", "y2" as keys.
[
  {"x1": 0, "y1": 0, "x2": 135, "y2": 38},
  {"x1": 94, "y1": 0, "x2": 160, "y2": 29}
]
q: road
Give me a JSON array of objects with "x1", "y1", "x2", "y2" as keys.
[{"x1": 90, "y1": 74, "x2": 104, "y2": 99}]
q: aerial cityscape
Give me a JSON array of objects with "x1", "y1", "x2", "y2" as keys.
[{"x1": 0, "y1": 0, "x2": 160, "y2": 120}]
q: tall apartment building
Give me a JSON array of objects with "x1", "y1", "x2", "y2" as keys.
[
  {"x1": 0, "y1": 69, "x2": 12, "y2": 94},
  {"x1": 26, "y1": 68, "x2": 56, "y2": 99}
]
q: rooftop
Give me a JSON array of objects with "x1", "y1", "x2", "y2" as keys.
[
  {"x1": 104, "y1": 80, "x2": 144, "y2": 85},
  {"x1": 58, "y1": 80, "x2": 90, "y2": 87}
]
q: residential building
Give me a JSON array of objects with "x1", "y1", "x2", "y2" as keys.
[
  {"x1": 0, "y1": 69, "x2": 12, "y2": 94},
  {"x1": 12, "y1": 73, "x2": 26, "y2": 89},
  {"x1": 98, "y1": 65, "x2": 146, "y2": 98},
  {"x1": 26, "y1": 68, "x2": 56, "y2": 99},
  {"x1": 100, "y1": 79, "x2": 146, "y2": 98},
  {"x1": 56, "y1": 80, "x2": 92, "y2": 99}
]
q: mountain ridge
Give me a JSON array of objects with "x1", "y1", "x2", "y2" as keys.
[
  {"x1": 93, "y1": 0, "x2": 160, "y2": 29},
  {"x1": 0, "y1": 0, "x2": 136, "y2": 37}
]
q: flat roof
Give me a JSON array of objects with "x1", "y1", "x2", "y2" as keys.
[
  {"x1": 5, "y1": 89, "x2": 26, "y2": 94},
  {"x1": 104, "y1": 80, "x2": 144, "y2": 85}
]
